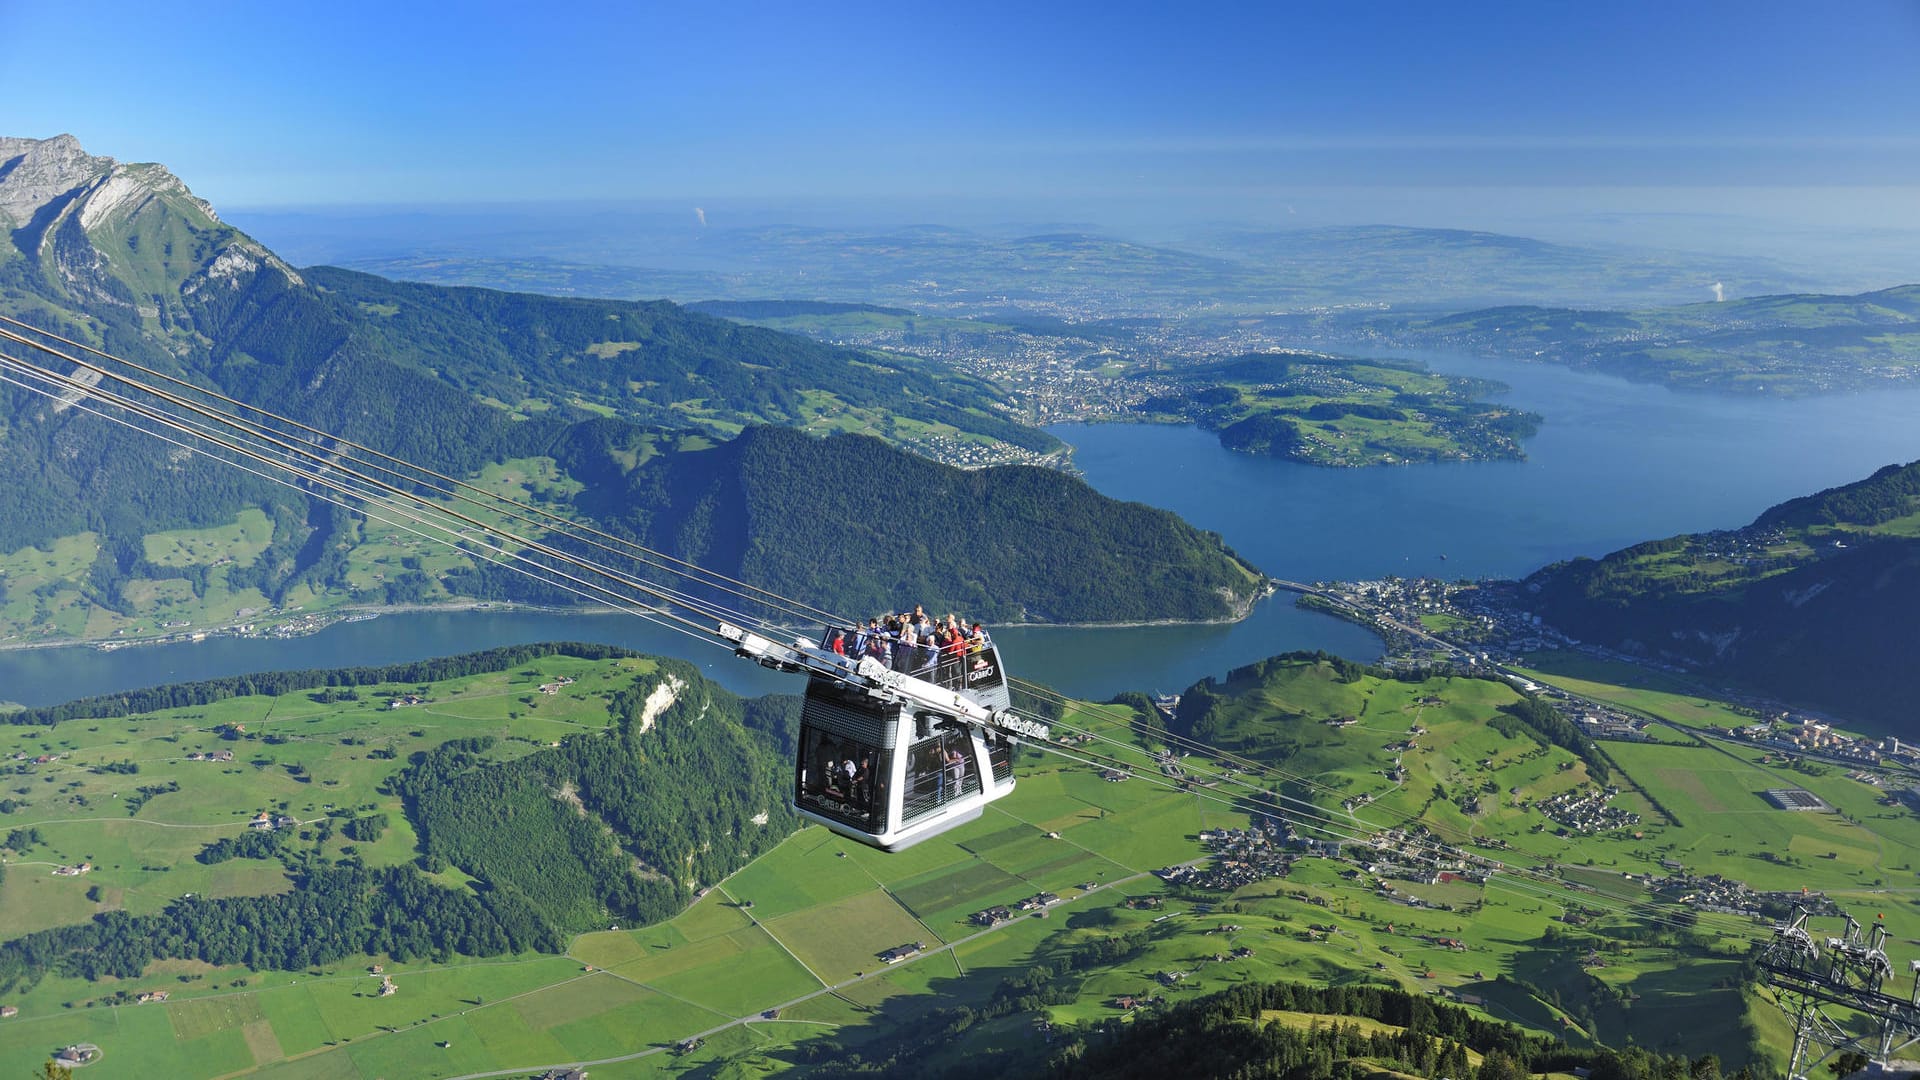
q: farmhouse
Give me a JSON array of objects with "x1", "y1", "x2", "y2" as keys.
[
  {"x1": 878, "y1": 942, "x2": 926, "y2": 964},
  {"x1": 971, "y1": 906, "x2": 1013, "y2": 927},
  {"x1": 0, "y1": 1005, "x2": 17, "y2": 1018},
  {"x1": 55, "y1": 1045, "x2": 101, "y2": 1067}
]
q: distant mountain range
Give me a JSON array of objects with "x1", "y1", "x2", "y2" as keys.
[
  {"x1": 0, "y1": 135, "x2": 1258, "y2": 641},
  {"x1": 301, "y1": 220, "x2": 1819, "y2": 318},
  {"x1": 1367, "y1": 286, "x2": 1920, "y2": 394},
  {"x1": 1523, "y1": 460, "x2": 1920, "y2": 728}
]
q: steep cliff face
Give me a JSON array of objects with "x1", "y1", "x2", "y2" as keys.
[{"x1": 1, "y1": 135, "x2": 302, "y2": 349}]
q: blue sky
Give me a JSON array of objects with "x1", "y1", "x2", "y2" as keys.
[{"x1": 5, "y1": 1, "x2": 1918, "y2": 226}]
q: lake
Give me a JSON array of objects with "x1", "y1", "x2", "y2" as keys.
[{"x1": 5, "y1": 352, "x2": 1920, "y2": 707}]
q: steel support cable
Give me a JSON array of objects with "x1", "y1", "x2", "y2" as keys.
[
  {"x1": 1016, "y1": 673, "x2": 1640, "y2": 881},
  {"x1": 0, "y1": 333, "x2": 1759, "y2": 939},
  {"x1": 0, "y1": 353, "x2": 762, "y2": 654},
  {"x1": 0, "y1": 351, "x2": 881, "y2": 703},
  {"x1": 0, "y1": 355, "x2": 742, "y2": 655},
  {"x1": 0, "y1": 329, "x2": 802, "y2": 637},
  {"x1": 1031, "y1": 715, "x2": 1724, "y2": 936},
  {"x1": 0, "y1": 330, "x2": 1130, "y2": 710},
  {"x1": 1033, "y1": 719, "x2": 1764, "y2": 941},
  {"x1": 1014, "y1": 686, "x2": 1750, "y2": 937},
  {"x1": 0, "y1": 342, "x2": 775, "y2": 641},
  {"x1": 10, "y1": 357, "x2": 1745, "y2": 942},
  {"x1": 1010, "y1": 670, "x2": 1468, "y2": 811},
  {"x1": 0, "y1": 317, "x2": 847, "y2": 630},
  {"x1": 1025, "y1": 738, "x2": 1764, "y2": 944},
  {"x1": 1009, "y1": 674, "x2": 1351, "y2": 798}
]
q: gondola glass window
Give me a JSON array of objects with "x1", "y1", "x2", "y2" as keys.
[
  {"x1": 798, "y1": 724, "x2": 891, "y2": 835},
  {"x1": 901, "y1": 732, "x2": 981, "y2": 823}
]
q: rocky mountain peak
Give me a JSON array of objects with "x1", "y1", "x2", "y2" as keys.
[
  {"x1": 0, "y1": 133, "x2": 299, "y2": 323},
  {"x1": 0, "y1": 133, "x2": 118, "y2": 230}
]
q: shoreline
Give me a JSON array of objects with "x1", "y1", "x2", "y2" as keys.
[{"x1": 0, "y1": 584, "x2": 1285, "y2": 656}]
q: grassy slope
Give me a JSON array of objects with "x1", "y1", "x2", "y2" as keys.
[
  {"x1": 13, "y1": 652, "x2": 1911, "y2": 1075},
  {"x1": 1129, "y1": 355, "x2": 1538, "y2": 467},
  {"x1": 0, "y1": 457, "x2": 578, "y2": 645},
  {"x1": 1522, "y1": 461, "x2": 1920, "y2": 730}
]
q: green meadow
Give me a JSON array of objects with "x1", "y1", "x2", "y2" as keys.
[{"x1": 6, "y1": 651, "x2": 1918, "y2": 1076}]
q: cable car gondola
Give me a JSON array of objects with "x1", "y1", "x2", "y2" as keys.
[{"x1": 721, "y1": 623, "x2": 1044, "y2": 851}]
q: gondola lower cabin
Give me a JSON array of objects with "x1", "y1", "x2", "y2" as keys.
[{"x1": 720, "y1": 621, "x2": 1037, "y2": 852}]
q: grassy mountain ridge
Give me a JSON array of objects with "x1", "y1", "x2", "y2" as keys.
[
  {"x1": 1377, "y1": 285, "x2": 1920, "y2": 394},
  {"x1": 305, "y1": 266, "x2": 1050, "y2": 450},
  {"x1": 1523, "y1": 459, "x2": 1920, "y2": 727}
]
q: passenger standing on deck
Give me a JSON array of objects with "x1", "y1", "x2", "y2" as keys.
[
  {"x1": 896, "y1": 624, "x2": 917, "y2": 673},
  {"x1": 938, "y1": 626, "x2": 963, "y2": 684}
]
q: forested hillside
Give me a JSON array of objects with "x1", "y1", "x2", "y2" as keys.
[
  {"x1": 1042, "y1": 980, "x2": 1746, "y2": 1080},
  {"x1": 305, "y1": 267, "x2": 1048, "y2": 450},
  {"x1": 0, "y1": 646, "x2": 792, "y2": 994},
  {"x1": 0, "y1": 135, "x2": 1251, "y2": 638},
  {"x1": 559, "y1": 423, "x2": 1266, "y2": 623},
  {"x1": 394, "y1": 666, "x2": 794, "y2": 932},
  {"x1": 1523, "y1": 460, "x2": 1920, "y2": 728}
]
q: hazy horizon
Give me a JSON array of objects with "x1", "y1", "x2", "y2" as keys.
[{"x1": 8, "y1": 2, "x2": 1919, "y2": 243}]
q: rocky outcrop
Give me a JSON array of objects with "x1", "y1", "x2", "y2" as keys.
[
  {"x1": 1, "y1": 134, "x2": 300, "y2": 332},
  {"x1": 0, "y1": 134, "x2": 113, "y2": 229}
]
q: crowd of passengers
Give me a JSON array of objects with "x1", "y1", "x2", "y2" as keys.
[
  {"x1": 823, "y1": 605, "x2": 994, "y2": 683},
  {"x1": 805, "y1": 734, "x2": 973, "y2": 817}
]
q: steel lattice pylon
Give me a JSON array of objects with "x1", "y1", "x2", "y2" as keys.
[{"x1": 1758, "y1": 908, "x2": 1920, "y2": 1079}]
